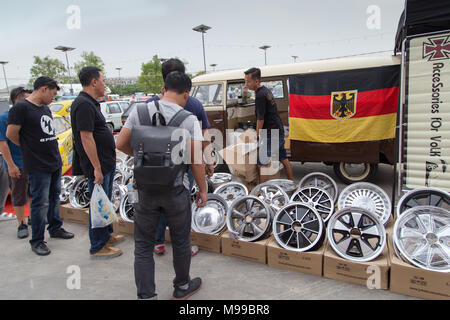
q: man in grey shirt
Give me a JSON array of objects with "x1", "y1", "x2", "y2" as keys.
[{"x1": 116, "y1": 71, "x2": 206, "y2": 300}]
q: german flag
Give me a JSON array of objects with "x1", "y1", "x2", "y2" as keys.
[{"x1": 288, "y1": 65, "x2": 400, "y2": 143}]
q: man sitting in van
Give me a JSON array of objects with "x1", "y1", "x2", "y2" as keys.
[{"x1": 244, "y1": 67, "x2": 294, "y2": 182}]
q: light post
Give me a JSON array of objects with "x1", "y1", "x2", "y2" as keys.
[
  {"x1": 55, "y1": 46, "x2": 75, "y2": 94},
  {"x1": 116, "y1": 67, "x2": 122, "y2": 82},
  {"x1": 0, "y1": 61, "x2": 9, "y2": 95},
  {"x1": 193, "y1": 24, "x2": 211, "y2": 74},
  {"x1": 210, "y1": 64, "x2": 217, "y2": 72},
  {"x1": 259, "y1": 45, "x2": 271, "y2": 66},
  {"x1": 292, "y1": 55, "x2": 299, "y2": 63}
]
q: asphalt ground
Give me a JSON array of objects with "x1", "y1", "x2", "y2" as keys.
[{"x1": 0, "y1": 161, "x2": 418, "y2": 301}]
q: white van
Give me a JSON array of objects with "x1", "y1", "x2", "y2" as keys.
[{"x1": 100, "y1": 101, "x2": 128, "y2": 132}]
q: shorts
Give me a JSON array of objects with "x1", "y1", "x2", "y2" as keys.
[
  {"x1": 257, "y1": 136, "x2": 288, "y2": 166},
  {"x1": 8, "y1": 169, "x2": 30, "y2": 206}
]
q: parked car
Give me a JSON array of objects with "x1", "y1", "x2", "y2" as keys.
[
  {"x1": 50, "y1": 100, "x2": 73, "y2": 119},
  {"x1": 100, "y1": 101, "x2": 127, "y2": 132},
  {"x1": 121, "y1": 101, "x2": 137, "y2": 127},
  {"x1": 53, "y1": 114, "x2": 73, "y2": 175}
]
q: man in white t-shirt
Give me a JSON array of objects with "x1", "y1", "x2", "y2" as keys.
[{"x1": 116, "y1": 71, "x2": 206, "y2": 300}]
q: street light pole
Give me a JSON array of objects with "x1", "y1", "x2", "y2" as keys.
[
  {"x1": 55, "y1": 46, "x2": 75, "y2": 95},
  {"x1": 0, "y1": 61, "x2": 9, "y2": 95},
  {"x1": 210, "y1": 64, "x2": 217, "y2": 72},
  {"x1": 193, "y1": 24, "x2": 211, "y2": 74},
  {"x1": 116, "y1": 67, "x2": 122, "y2": 82},
  {"x1": 259, "y1": 45, "x2": 271, "y2": 66}
]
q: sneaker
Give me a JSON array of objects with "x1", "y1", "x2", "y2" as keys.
[
  {"x1": 31, "y1": 241, "x2": 51, "y2": 256},
  {"x1": 154, "y1": 243, "x2": 165, "y2": 255},
  {"x1": 17, "y1": 223, "x2": 29, "y2": 239},
  {"x1": 191, "y1": 245, "x2": 199, "y2": 257},
  {"x1": 90, "y1": 246, "x2": 123, "y2": 259},
  {"x1": 171, "y1": 277, "x2": 202, "y2": 300},
  {"x1": 49, "y1": 228, "x2": 74, "y2": 239}
]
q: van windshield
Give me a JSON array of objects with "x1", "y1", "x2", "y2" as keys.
[{"x1": 191, "y1": 84, "x2": 223, "y2": 107}]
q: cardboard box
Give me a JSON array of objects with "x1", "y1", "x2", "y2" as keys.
[
  {"x1": 190, "y1": 230, "x2": 224, "y2": 254},
  {"x1": 388, "y1": 234, "x2": 450, "y2": 300},
  {"x1": 165, "y1": 227, "x2": 171, "y2": 243},
  {"x1": 323, "y1": 241, "x2": 390, "y2": 289},
  {"x1": 221, "y1": 231, "x2": 269, "y2": 264},
  {"x1": 267, "y1": 237, "x2": 325, "y2": 276},
  {"x1": 112, "y1": 218, "x2": 134, "y2": 235},
  {"x1": 238, "y1": 129, "x2": 257, "y2": 144},
  {"x1": 219, "y1": 143, "x2": 258, "y2": 183},
  {"x1": 60, "y1": 204, "x2": 89, "y2": 225}
]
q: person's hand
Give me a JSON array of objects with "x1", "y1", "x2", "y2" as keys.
[
  {"x1": 205, "y1": 164, "x2": 214, "y2": 178},
  {"x1": 195, "y1": 191, "x2": 208, "y2": 208},
  {"x1": 94, "y1": 167, "x2": 104, "y2": 185},
  {"x1": 8, "y1": 164, "x2": 21, "y2": 179}
]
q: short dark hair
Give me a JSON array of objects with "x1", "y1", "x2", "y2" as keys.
[
  {"x1": 162, "y1": 59, "x2": 185, "y2": 81},
  {"x1": 34, "y1": 76, "x2": 60, "y2": 91},
  {"x1": 164, "y1": 71, "x2": 192, "y2": 94},
  {"x1": 244, "y1": 67, "x2": 261, "y2": 81},
  {"x1": 79, "y1": 66, "x2": 102, "y2": 87},
  {"x1": 10, "y1": 87, "x2": 32, "y2": 104}
]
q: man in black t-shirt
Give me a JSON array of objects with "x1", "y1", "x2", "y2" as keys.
[
  {"x1": 71, "y1": 66, "x2": 122, "y2": 259},
  {"x1": 7, "y1": 76, "x2": 74, "y2": 256},
  {"x1": 244, "y1": 68, "x2": 293, "y2": 183}
]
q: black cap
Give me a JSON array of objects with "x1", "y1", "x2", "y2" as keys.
[{"x1": 33, "y1": 76, "x2": 61, "y2": 91}]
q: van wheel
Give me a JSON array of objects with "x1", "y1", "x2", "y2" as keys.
[
  {"x1": 333, "y1": 162, "x2": 378, "y2": 184},
  {"x1": 106, "y1": 123, "x2": 114, "y2": 133}
]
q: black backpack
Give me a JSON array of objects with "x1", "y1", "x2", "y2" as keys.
[{"x1": 130, "y1": 101, "x2": 192, "y2": 191}]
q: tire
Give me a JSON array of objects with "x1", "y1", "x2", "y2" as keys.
[
  {"x1": 106, "y1": 123, "x2": 114, "y2": 133},
  {"x1": 333, "y1": 162, "x2": 378, "y2": 185}
]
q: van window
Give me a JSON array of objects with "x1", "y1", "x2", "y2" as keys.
[
  {"x1": 226, "y1": 83, "x2": 255, "y2": 105},
  {"x1": 191, "y1": 84, "x2": 223, "y2": 107},
  {"x1": 262, "y1": 80, "x2": 284, "y2": 99},
  {"x1": 107, "y1": 103, "x2": 122, "y2": 114}
]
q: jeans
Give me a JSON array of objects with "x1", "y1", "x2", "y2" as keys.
[
  {"x1": 0, "y1": 155, "x2": 10, "y2": 213},
  {"x1": 154, "y1": 169, "x2": 194, "y2": 244},
  {"x1": 134, "y1": 186, "x2": 192, "y2": 298},
  {"x1": 87, "y1": 168, "x2": 115, "y2": 254},
  {"x1": 28, "y1": 168, "x2": 63, "y2": 246}
]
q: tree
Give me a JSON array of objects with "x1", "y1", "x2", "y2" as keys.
[
  {"x1": 109, "y1": 83, "x2": 145, "y2": 96},
  {"x1": 29, "y1": 56, "x2": 68, "y2": 87},
  {"x1": 138, "y1": 55, "x2": 164, "y2": 94},
  {"x1": 73, "y1": 51, "x2": 106, "y2": 75}
]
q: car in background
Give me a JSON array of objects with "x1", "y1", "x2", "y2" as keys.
[
  {"x1": 50, "y1": 100, "x2": 73, "y2": 119},
  {"x1": 121, "y1": 101, "x2": 137, "y2": 127},
  {"x1": 53, "y1": 114, "x2": 73, "y2": 175},
  {"x1": 100, "y1": 101, "x2": 128, "y2": 132}
]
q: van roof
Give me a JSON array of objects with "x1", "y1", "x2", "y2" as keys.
[{"x1": 192, "y1": 55, "x2": 401, "y2": 84}]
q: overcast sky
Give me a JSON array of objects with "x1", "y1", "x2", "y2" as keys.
[{"x1": 0, "y1": 0, "x2": 405, "y2": 87}]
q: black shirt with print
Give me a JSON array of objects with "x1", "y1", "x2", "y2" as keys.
[
  {"x1": 70, "y1": 92, "x2": 116, "y2": 179},
  {"x1": 255, "y1": 86, "x2": 284, "y2": 138},
  {"x1": 8, "y1": 100, "x2": 62, "y2": 173}
]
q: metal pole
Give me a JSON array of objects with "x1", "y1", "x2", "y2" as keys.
[
  {"x1": 264, "y1": 51, "x2": 267, "y2": 66},
  {"x1": 202, "y1": 32, "x2": 207, "y2": 73},
  {"x1": 1, "y1": 64, "x2": 9, "y2": 95},
  {"x1": 64, "y1": 52, "x2": 73, "y2": 94}
]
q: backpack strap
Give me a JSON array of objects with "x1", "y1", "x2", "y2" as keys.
[
  {"x1": 152, "y1": 100, "x2": 167, "y2": 126},
  {"x1": 136, "y1": 103, "x2": 152, "y2": 126},
  {"x1": 168, "y1": 109, "x2": 193, "y2": 128}
]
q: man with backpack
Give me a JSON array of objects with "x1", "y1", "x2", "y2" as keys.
[{"x1": 116, "y1": 71, "x2": 207, "y2": 300}]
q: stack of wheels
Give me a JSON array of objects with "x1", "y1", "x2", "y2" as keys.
[
  {"x1": 392, "y1": 187, "x2": 450, "y2": 272},
  {"x1": 191, "y1": 177, "x2": 216, "y2": 202},
  {"x1": 191, "y1": 194, "x2": 228, "y2": 235},
  {"x1": 209, "y1": 173, "x2": 233, "y2": 189},
  {"x1": 213, "y1": 182, "x2": 248, "y2": 208},
  {"x1": 324, "y1": 181, "x2": 392, "y2": 262},
  {"x1": 68, "y1": 176, "x2": 90, "y2": 209},
  {"x1": 250, "y1": 182, "x2": 289, "y2": 214},
  {"x1": 265, "y1": 179, "x2": 298, "y2": 198}
]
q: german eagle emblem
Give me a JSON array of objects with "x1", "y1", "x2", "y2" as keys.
[{"x1": 331, "y1": 90, "x2": 357, "y2": 121}]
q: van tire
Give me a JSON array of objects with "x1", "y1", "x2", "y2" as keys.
[{"x1": 333, "y1": 162, "x2": 378, "y2": 185}]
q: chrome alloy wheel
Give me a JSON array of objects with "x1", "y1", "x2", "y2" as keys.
[
  {"x1": 338, "y1": 182, "x2": 391, "y2": 225},
  {"x1": 119, "y1": 193, "x2": 135, "y2": 223},
  {"x1": 227, "y1": 195, "x2": 272, "y2": 242},
  {"x1": 273, "y1": 202, "x2": 325, "y2": 252},
  {"x1": 112, "y1": 183, "x2": 127, "y2": 212},
  {"x1": 69, "y1": 176, "x2": 90, "y2": 209},
  {"x1": 191, "y1": 194, "x2": 228, "y2": 235},
  {"x1": 396, "y1": 187, "x2": 450, "y2": 217},
  {"x1": 298, "y1": 172, "x2": 339, "y2": 203},
  {"x1": 393, "y1": 206, "x2": 450, "y2": 273},
  {"x1": 327, "y1": 207, "x2": 386, "y2": 262},
  {"x1": 214, "y1": 182, "x2": 249, "y2": 208},
  {"x1": 290, "y1": 187, "x2": 334, "y2": 223},
  {"x1": 60, "y1": 176, "x2": 75, "y2": 203},
  {"x1": 266, "y1": 179, "x2": 298, "y2": 196},
  {"x1": 250, "y1": 183, "x2": 289, "y2": 214},
  {"x1": 210, "y1": 173, "x2": 233, "y2": 186}
]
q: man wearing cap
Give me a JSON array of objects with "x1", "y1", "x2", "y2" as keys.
[
  {"x1": 6, "y1": 76, "x2": 74, "y2": 256},
  {"x1": 0, "y1": 87, "x2": 32, "y2": 239}
]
